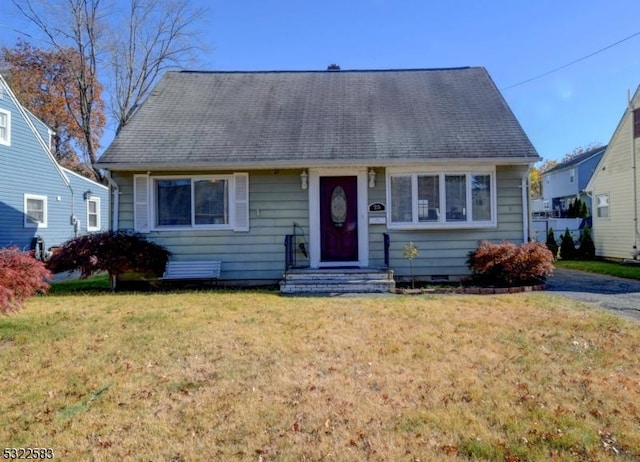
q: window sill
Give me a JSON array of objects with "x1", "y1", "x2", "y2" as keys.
[
  {"x1": 387, "y1": 222, "x2": 497, "y2": 230},
  {"x1": 152, "y1": 225, "x2": 233, "y2": 231}
]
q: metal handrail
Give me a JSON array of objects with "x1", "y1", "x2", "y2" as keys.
[{"x1": 383, "y1": 232, "x2": 390, "y2": 269}]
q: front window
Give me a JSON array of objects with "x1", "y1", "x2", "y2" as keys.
[
  {"x1": 418, "y1": 175, "x2": 440, "y2": 222},
  {"x1": 154, "y1": 176, "x2": 230, "y2": 228},
  {"x1": 596, "y1": 193, "x2": 609, "y2": 218},
  {"x1": 0, "y1": 109, "x2": 10, "y2": 146},
  {"x1": 24, "y1": 194, "x2": 47, "y2": 227},
  {"x1": 388, "y1": 170, "x2": 495, "y2": 228}
]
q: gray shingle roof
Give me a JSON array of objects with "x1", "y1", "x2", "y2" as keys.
[
  {"x1": 543, "y1": 145, "x2": 607, "y2": 174},
  {"x1": 97, "y1": 67, "x2": 539, "y2": 169}
]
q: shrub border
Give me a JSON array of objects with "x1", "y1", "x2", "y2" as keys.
[{"x1": 395, "y1": 284, "x2": 546, "y2": 295}]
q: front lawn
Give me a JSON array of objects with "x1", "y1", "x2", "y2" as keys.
[
  {"x1": 556, "y1": 259, "x2": 640, "y2": 281},
  {"x1": 1, "y1": 291, "x2": 638, "y2": 461}
]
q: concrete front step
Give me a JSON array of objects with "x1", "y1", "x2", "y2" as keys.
[{"x1": 280, "y1": 268, "x2": 395, "y2": 294}]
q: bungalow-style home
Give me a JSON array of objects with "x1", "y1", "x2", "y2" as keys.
[
  {"x1": 586, "y1": 86, "x2": 640, "y2": 261},
  {"x1": 95, "y1": 67, "x2": 540, "y2": 292},
  {"x1": 0, "y1": 74, "x2": 109, "y2": 258},
  {"x1": 539, "y1": 145, "x2": 606, "y2": 217}
]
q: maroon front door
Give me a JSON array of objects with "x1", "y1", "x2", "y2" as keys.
[{"x1": 320, "y1": 176, "x2": 358, "y2": 262}]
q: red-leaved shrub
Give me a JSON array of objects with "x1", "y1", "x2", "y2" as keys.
[
  {"x1": 46, "y1": 231, "x2": 170, "y2": 290},
  {"x1": 0, "y1": 247, "x2": 51, "y2": 314},
  {"x1": 467, "y1": 240, "x2": 555, "y2": 287}
]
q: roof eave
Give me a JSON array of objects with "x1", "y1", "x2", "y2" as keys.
[{"x1": 95, "y1": 156, "x2": 541, "y2": 172}]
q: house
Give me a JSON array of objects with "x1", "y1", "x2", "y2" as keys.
[
  {"x1": 540, "y1": 145, "x2": 606, "y2": 218},
  {"x1": 531, "y1": 145, "x2": 605, "y2": 243},
  {"x1": 95, "y1": 67, "x2": 540, "y2": 289},
  {"x1": 0, "y1": 75, "x2": 109, "y2": 258},
  {"x1": 586, "y1": 86, "x2": 640, "y2": 261}
]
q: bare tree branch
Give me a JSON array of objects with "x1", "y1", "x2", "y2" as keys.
[{"x1": 110, "y1": 0, "x2": 205, "y2": 133}]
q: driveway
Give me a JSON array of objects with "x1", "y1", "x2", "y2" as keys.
[{"x1": 545, "y1": 268, "x2": 640, "y2": 322}]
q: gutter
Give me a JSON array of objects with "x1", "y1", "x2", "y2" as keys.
[
  {"x1": 630, "y1": 91, "x2": 639, "y2": 258},
  {"x1": 94, "y1": 156, "x2": 541, "y2": 172},
  {"x1": 104, "y1": 171, "x2": 120, "y2": 230},
  {"x1": 522, "y1": 164, "x2": 534, "y2": 243}
]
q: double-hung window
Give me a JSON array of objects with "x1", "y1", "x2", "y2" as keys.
[
  {"x1": 0, "y1": 109, "x2": 10, "y2": 146},
  {"x1": 155, "y1": 177, "x2": 229, "y2": 227},
  {"x1": 24, "y1": 194, "x2": 47, "y2": 228},
  {"x1": 87, "y1": 197, "x2": 100, "y2": 231},
  {"x1": 387, "y1": 169, "x2": 495, "y2": 228},
  {"x1": 133, "y1": 173, "x2": 249, "y2": 232},
  {"x1": 596, "y1": 193, "x2": 609, "y2": 218}
]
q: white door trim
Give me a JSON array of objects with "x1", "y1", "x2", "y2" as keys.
[{"x1": 309, "y1": 167, "x2": 369, "y2": 268}]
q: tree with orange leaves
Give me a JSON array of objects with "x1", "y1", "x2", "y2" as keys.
[{"x1": 1, "y1": 40, "x2": 105, "y2": 179}]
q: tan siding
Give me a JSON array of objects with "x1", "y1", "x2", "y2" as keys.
[{"x1": 590, "y1": 108, "x2": 640, "y2": 259}]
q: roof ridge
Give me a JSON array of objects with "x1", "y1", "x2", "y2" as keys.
[{"x1": 177, "y1": 67, "x2": 476, "y2": 75}]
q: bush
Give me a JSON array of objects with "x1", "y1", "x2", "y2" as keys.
[
  {"x1": 0, "y1": 247, "x2": 51, "y2": 314},
  {"x1": 559, "y1": 228, "x2": 576, "y2": 260},
  {"x1": 576, "y1": 224, "x2": 596, "y2": 260},
  {"x1": 467, "y1": 240, "x2": 555, "y2": 287},
  {"x1": 46, "y1": 231, "x2": 170, "y2": 290},
  {"x1": 545, "y1": 227, "x2": 558, "y2": 259}
]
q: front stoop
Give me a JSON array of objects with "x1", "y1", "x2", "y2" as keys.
[{"x1": 280, "y1": 268, "x2": 395, "y2": 295}]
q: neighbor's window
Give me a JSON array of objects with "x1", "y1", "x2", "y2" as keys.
[
  {"x1": 596, "y1": 193, "x2": 609, "y2": 218},
  {"x1": 24, "y1": 194, "x2": 47, "y2": 227},
  {"x1": 87, "y1": 197, "x2": 100, "y2": 231},
  {"x1": 0, "y1": 109, "x2": 10, "y2": 146},
  {"x1": 388, "y1": 170, "x2": 495, "y2": 228},
  {"x1": 154, "y1": 177, "x2": 229, "y2": 228}
]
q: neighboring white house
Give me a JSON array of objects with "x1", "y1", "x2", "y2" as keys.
[
  {"x1": 539, "y1": 146, "x2": 606, "y2": 218},
  {"x1": 586, "y1": 86, "x2": 640, "y2": 261}
]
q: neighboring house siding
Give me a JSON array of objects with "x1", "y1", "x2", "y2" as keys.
[
  {"x1": 63, "y1": 169, "x2": 110, "y2": 235},
  {"x1": 543, "y1": 168, "x2": 576, "y2": 201},
  {"x1": 0, "y1": 77, "x2": 108, "y2": 252},
  {"x1": 0, "y1": 93, "x2": 73, "y2": 250},
  {"x1": 385, "y1": 165, "x2": 528, "y2": 279},
  {"x1": 114, "y1": 170, "x2": 309, "y2": 283},
  {"x1": 589, "y1": 115, "x2": 637, "y2": 259}
]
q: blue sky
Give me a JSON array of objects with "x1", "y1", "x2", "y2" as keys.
[{"x1": 2, "y1": 0, "x2": 640, "y2": 162}]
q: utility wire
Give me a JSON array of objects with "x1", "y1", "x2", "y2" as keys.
[{"x1": 502, "y1": 30, "x2": 640, "y2": 90}]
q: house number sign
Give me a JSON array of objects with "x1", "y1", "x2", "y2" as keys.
[{"x1": 369, "y1": 202, "x2": 385, "y2": 212}]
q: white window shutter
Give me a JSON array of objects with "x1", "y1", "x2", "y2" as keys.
[
  {"x1": 233, "y1": 173, "x2": 249, "y2": 231},
  {"x1": 133, "y1": 174, "x2": 150, "y2": 232}
]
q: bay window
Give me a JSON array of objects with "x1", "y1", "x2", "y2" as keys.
[{"x1": 387, "y1": 170, "x2": 495, "y2": 228}]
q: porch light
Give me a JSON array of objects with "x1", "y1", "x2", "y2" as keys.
[
  {"x1": 83, "y1": 190, "x2": 93, "y2": 200},
  {"x1": 368, "y1": 168, "x2": 376, "y2": 188},
  {"x1": 300, "y1": 169, "x2": 308, "y2": 190}
]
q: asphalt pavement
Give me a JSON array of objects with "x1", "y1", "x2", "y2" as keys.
[{"x1": 545, "y1": 268, "x2": 640, "y2": 322}]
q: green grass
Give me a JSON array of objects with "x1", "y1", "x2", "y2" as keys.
[
  {"x1": 1, "y1": 290, "x2": 639, "y2": 461},
  {"x1": 556, "y1": 259, "x2": 640, "y2": 280},
  {"x1": 47, "y1": 273, "x2": 112, "y2": 294}
]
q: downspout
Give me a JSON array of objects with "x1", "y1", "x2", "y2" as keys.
[
  {"x1": 104, "y1": 171, "x2": 120, "y2": 230},
  {"x1": 629, "y1": 91, "x2": 639, "y2": 258},
  {"x1": 522, "y1": 164, "x2": 533, "y2": 243}
]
